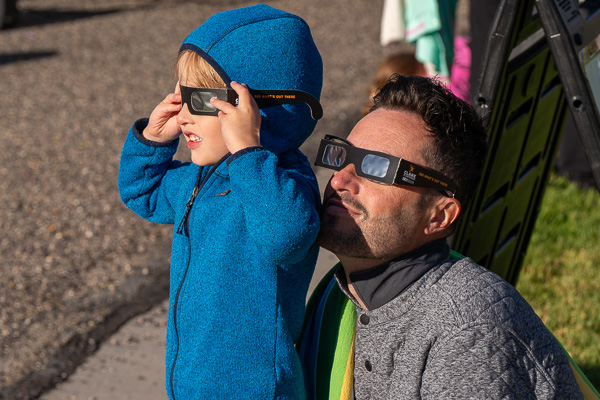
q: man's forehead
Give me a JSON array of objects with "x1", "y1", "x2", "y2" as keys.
[{"x1": 347, "y1": 109, "x2": 429, "y2": 160}]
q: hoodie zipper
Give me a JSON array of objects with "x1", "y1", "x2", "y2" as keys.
[
  {"x1": 175, "y1": 181, "x2": 201, "y2": 237},
  {"x1": 169, "y1": 155, "x2": 228, "y2": 399}
]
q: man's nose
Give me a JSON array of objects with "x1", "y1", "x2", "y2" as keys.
[{"x1": 330, "y1": 164, "x2": 361, "y2": 194}]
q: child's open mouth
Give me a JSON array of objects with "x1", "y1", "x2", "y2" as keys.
[
  {"x1": 184, "y1": 131, "x2": 202, "y2": 143},
  {"x1": 183, "y1": 131, "x2": 203, "y2": 149}
]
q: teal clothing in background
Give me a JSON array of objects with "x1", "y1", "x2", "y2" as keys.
[{"x1": 404, "y1": 0, "x2": 457, "y2": 78}]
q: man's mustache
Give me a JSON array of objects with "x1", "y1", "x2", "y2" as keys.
[{"x1": 323, "y1": 191, "x2": 368, "y2": 217}]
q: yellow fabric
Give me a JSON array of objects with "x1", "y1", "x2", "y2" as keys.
[
  {"x1": 568, "y1": 356, "x2": 600, "y2": 399},
  {"x1": 339, "y1": 328, "x2": 356, "y2": 400},
  {"x1": 325, "y1": 287, "x2": 356, "y2": 399}
]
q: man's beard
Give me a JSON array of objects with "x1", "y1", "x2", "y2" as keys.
[{"x1": 317, "y1": 193, "x2": 422, "y2": 260}]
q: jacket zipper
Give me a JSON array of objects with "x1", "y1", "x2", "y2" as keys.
[{"x1": 169, "y1": 155, "x2": 229, "y2": 399}]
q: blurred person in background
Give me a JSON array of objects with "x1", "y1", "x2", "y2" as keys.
[{"x1": 379, "y1": 0, "x2": 471, "y2": 103}]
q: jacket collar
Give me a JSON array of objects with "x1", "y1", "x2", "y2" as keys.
[{"x1": 335, "y1": 239, "x2": 449, "y2": 310}]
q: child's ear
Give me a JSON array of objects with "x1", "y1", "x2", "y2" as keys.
[{"x1": 424, "y1": 197, "x2": 461, "y2": 236}]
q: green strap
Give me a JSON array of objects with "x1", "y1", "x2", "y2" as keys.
[
  {"x1": 299, "y1": 263, "x2": 356, "y2": 399},
  {"x1": 316, "y1": 284, "x2": 355, "y2": 399},
  {"x1": 555, "y1": 336, "x2": 600, "y2": 399}
]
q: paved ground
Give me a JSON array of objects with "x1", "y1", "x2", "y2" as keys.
[
  {"x1": 0, "y1": 0, "x2": 398, "y2": 398},
  {"x1": 41, "y1": 299, "x2": 171, "y2": 400}
]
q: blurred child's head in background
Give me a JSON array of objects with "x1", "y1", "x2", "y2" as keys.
[{"x1": 363, "y1": 52, "x2": 426, "y2": 115}]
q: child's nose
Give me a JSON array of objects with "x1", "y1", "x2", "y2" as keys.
[{"x1": 177, "y1": 103, "x2": 194, "y2": 125}]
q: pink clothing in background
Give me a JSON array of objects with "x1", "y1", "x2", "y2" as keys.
[{"x1": 448, "y1": 35, "x2": 471, "y2": 104}]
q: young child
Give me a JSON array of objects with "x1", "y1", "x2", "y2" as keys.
[
  {"x1": 362, "y1": 45, "x2": 471, "y2": 115},
  {"x1": 361, "y1": 52, "x2": 427, "y2": 115},
  {"x1": 118, "y1": 5, "x2": 323, "y2": 399}
]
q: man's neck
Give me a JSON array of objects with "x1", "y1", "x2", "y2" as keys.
[
  {"x1": 337, "y1": 254, "x2": 385, "y2": 276},
  {"x1": 336, "y1": 238, "x2": 449, "y2": 311},
  {"x1": 337, "y1": 255, "x2": 387, "y2": 311},
  {"x1": 337, "y1": 234, "x2": 432, "y2": 275}
]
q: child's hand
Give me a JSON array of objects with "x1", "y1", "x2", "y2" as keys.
[
  {"x1": 210, "y1": 81, "x2": 261, "y2": 153},
  {"x1": 143, "y1": 83, "x2": 183, "y2": 143}
]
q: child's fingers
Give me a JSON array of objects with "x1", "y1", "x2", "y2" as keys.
[
  {"x1": 230, "y1": 81, "x2": 249, "y2": 98},
  {"x1": 156, "y1": 93, "x2": 181, "y2": 115},
  {"x1": 163, "y1": 92, "x2": 181, "y2": 105},
  {"x1": 210, "y1": 96, "x2": 236, "y2": 114},
  {"x1": 165, "y1": 101, "x2": 182, "y2": 114},
  {"x1": 230, "y1": 81, "x2": 257, "y2": 109},
  {"x1": 209, "y1": 81, "x2": 258, "y2": 115}
]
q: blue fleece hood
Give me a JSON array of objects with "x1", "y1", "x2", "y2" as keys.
[{"x1": 180, "y1": 4, "x2": 323, "y2": 155}]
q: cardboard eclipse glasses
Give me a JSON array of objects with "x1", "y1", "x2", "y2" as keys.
[
  {"x1": 179, "y1": 85, "x2": 323, "y2": 120},
  {"x1": 315, "y1": 135, "x2": 460, "y2": 199}
]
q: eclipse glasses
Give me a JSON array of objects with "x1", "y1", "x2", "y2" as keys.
[
  {"x1": 315, "y1": 135, "x2": 459, "y2": 199},
  {"x1": 179, "y1": 85, "x2": 323, "y2": 120}
]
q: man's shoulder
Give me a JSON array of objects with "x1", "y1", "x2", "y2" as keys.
[
  {"x1": 433, "y1": 257, "x2": 510, "y2": 295},
  {"x1": 420, "y1": 259, "x2": 582, "y2": 399},
  {"x1": 377, "y1": 257, "x2": 524, "y2": 331},
  {"x1": 429, "y1": 258, "x2": 532, "y2": 325},
  {"x1": 441, "y1": 257, "x2": 507, "y2": 287}
]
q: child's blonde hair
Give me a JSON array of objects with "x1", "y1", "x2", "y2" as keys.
[{"x1": 176, "y1": 50, "x2": 226, "y2": 88}]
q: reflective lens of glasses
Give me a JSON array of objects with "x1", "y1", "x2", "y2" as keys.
[
  {"x1": 190, "y1": 91, "x2": 218, "y2": 113},
  {"x1": 361, "y1": 154, "x2": 390, "y2": 178},
  {"x1": 322, "y1": 144, "x2": 346, "y2": 167}
]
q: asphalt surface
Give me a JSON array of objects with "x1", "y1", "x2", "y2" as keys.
[{"x1": 0, "y1": 0, "x2": 395, "y2": 398}]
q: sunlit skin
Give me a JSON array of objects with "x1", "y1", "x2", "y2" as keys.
[
  {"x1": 317, "y1": 109, "x2": 461, "y2": 309},
  {"x1": 142, "y1": 76, "x2": 261, "y2": 166}
]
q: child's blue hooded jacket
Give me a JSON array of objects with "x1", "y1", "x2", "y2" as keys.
[{"x1": 118, "y1": 5, "x2": 322, "y2": 399}]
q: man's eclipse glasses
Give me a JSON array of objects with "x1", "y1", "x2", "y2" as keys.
[
  {"x1": 179, "y1": 85, "x2": 323, "y2": 120},
  {"x1": 315, "y1": 135, "x2": 460, "y2": 200}
]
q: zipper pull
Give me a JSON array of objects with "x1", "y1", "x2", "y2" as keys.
[
  {"x1": 175, "y1": 157, "x2": 227, "y2": 237},
  {"x1": 176, "y1": 186, "x2": 199, "y2": 237}
]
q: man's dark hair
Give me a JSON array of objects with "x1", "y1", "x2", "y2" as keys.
[{"x1": 371, "y1": 74, "x2": 488, "y2": 209}]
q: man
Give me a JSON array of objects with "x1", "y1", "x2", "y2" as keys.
[{"x1": 300, "y1": 75, "x2": 583, "y2": 399}]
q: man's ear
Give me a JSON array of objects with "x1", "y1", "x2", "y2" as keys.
[{"x1": 424, "y1": 197, "x2": 461, "y2": 236}]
